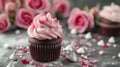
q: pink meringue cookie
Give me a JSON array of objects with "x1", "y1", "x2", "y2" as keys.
[{"x1": 27, "y1": 13, "x2": 63, "y2": 40}]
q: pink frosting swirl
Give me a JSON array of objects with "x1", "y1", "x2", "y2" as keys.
[
  {"x1": 27, "y1": 13, "x2": 63, "y2": 40},
  {"x1": 99, "y1": 3, "x2": 120, "y2": 23}
]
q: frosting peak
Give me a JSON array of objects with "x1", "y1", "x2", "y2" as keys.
[
  {"x1": 99, "y1": 3, "x2": 120, "y2": 23},
  {"x1": 28, "y1": 13, "x2": 63, "y2": 40}
]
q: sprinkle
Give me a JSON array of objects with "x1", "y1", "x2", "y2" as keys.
[
  {"x1": 113, "y1": 44, "x2": 117, "y2": 48},
  {"x1": 85, "y1": 32, "x2": 92, "y2": 39},
  {"x1": 86, "y1": 42, "x2": 92, "y2": 47},
  {"x1": 21, "y1": 58, "x2": 30, "y2": 64},
  {"x1": 94, "y1": 35, "x2": 101, "y2": 40},
  {"x1": 70, "y1": 29, "x2": 77, "y2": 34},
  {"x1": 78, "y1": 57, "x2": 92, "y2": 67},
  {"x1": 97, "y1": 40, "x2": 104, "y2": 46},
  {"x1": 63, "y1": 45, "x2": 73, "y2": 51},
  {"x1": 15, "y1": 30, "x2": 20, "y2": 34},
  {"x1": 42, "y1": 63, "x2": 47, "y2": 67},
  {"x1": 16, "y1": 35, "x2": 23, "y2": 40},
  {"x1": 98, "y1": 50, "x2": 105, "y2": 56},
  {"x1": 112, "y1": 56, "x2": 116, "y2": 59},
  {"x1": 69, "y1": 52, "x2": 78, "y2": 62},
  {"x1": 102, "y1": 43, "x2": 111, "y2": 48},
  {"x1": 108, "y1": 36, "x2": 115, "y2": 43},
  {"x1": 29, "y1": 60, "x2": 35, "y2": 65},
  {"x1": 77, "y1": 47, "x2": 85, "y2": 54},
  {"x1": 9, "y1": 50, "x2": 18, "y2": 60},
  {"x1": 35, "y1": 62, "x2": 40, "y2": 67},
  {"x1": 118, "y1": 53, "x2": 120, "y2": 58},
  {"x1": 92, "y1": 48, "x2": 96, "y2": 52}
]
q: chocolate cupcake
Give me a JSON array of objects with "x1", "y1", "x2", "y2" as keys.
[
  {"x1": 99, "y1": 3, "x2": 120, "y2": 36},
  {"x1": 27, "y1": 13, "x2": 63, "y2": 62}
]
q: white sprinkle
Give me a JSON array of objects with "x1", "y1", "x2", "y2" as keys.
[
  {"x1": 70, "y1": 29, "x2": 77, "y2": 34},
  {"x1": 3, "y1": 43, "x2": 12, "y2": 49},
  {"x1": 15, "y1": 30, "x2": 20, "y2": 34},
  {"x1": 108, "y1": 36, "x2": 115, "y2": 43},
  {"x1": 118, "y1": 53, "x2": 120, "y2": 57},
  {"x1": 98, "y1": 50, "x2": 104, "y2": 56},
  {"x1": 84, "y1": 56, "x2": 88, "y2": 59},
  {"x1": 77, "y1": 47, "x2": 85, "y2": 54},
  {"x1": 9, "y1": 50, "x2": 18, "y2": 60},
  {"x1": 69, "y1": 52, "x2": 78, "y2": 62},
  {"x1": 112, "y1": 56, "x2": 116, "y2": 59},
  {"x1": 97, "y1": 40, "x2": 104, "y2": 46},
  {"x1": 113, "y1": 44, "x2": 117, "y2": 48},
  {"x1": 85, "y1": 32, "x2": 92, "y2": 39},
  {"x1": 64, "y1": 45, "x2": 73, "y2": 51}
]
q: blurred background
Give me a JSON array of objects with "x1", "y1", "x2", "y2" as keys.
[{"x1": 70, "y1": 0, "x2": 120, "y2": 9}]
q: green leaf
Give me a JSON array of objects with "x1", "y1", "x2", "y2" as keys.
[
  {"x1": 15, "y1": 2, "x2": 20, "y2": 8},
  {"x1": 83, "y1": 5, "x2": 90, "y2": 12},
  {"x1": 55, "y1": 12, "x2": 63, "y2": 19},
  {"x1": 96, "y1": 3, "x2": 101, "y2": 9}
]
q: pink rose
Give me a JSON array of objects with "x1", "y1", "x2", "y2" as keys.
[
  {"x1": 53, "y1": 0, "x2": 70, "y2": 18},
  {"x1": 0, "y1": 13, "x2": 11, "y2": 33},
  {"x1": 68, "y1": 8, "x2": 94, "y2": 33},
  {"x1": 25, "y1": 0, "x2": 51, "y2": 13},
  {"x1": 5, "y1": 2, "x2": 16, "y2": 15},
  {"x1": 0, "y1": 0, "x2": 6, "y2": 12},
  {"x1": 90, "y1": 7, "x2": 99, "y2": 16},
  {"x1": 16, "y1": 8, "x2": 34, "y2": 29}
]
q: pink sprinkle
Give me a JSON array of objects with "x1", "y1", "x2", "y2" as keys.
[
  {"x1": 21, "y1": 59, "x2": 30, "y2": 64},
  {"x1": 98, "y1": 50, "x2": 105, "y2": 56},
  {"x1": 87, "y1": 53, "x2": 91, "y2": 57},
  {"x1": 102, "y1": 43, "x2": 111, "y2": 48},
  {"x1": 16, "y1": 35, "x2": 23, "y2": 39},
  {"x1": 22, "y1": 49, "x2": 28, "y2": 53},
  {"x1": 29, "y1": 60, "x2": 35, "y2": 65},
  {"x1": 79, "y1": 57, "x2": 92, "y2": 67},
  {"x1": 91, "y1": 60, "x2": 98, "y2": 64},
  {"x1": 17, "y1": 46, "x2": 24, "y2": 50},
  {"x1": 42, "y1": 63, "x2": 47, "y2": 67},
  {"x1": 35, "y1": 62, "x2": 40, "y2": 67},
  {"x1": 94, "y1": 35, "x2": 101, "y2": 39},
  {"x1": 92, "y1": 49, "x2": 96, "y2": 52}
]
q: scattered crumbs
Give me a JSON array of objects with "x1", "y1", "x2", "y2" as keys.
[{"x1": 98, "y1": 50, "x2": 105, "y2": 56}]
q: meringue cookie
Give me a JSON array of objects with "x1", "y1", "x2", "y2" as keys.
[
  {"x1": 108, "y1": 36, "x2": 115, "y2": 43},
  {"x1": 70, "y1": 29, "x2": 77, "y2": 34},
  {"x1": 63, "y1": 45, "x2": 73, "y2": 51},
  {"x1": 77, "y1": 47, "x2": 85, "y2": 54},
  {"x1": 97, "y1": 40, "x2": 105, "y2": 46},
  {"x1": 85, "y1": 32, "x2": 92, "y2": 39}
]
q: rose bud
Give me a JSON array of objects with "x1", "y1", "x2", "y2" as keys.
[
  {"x1": 90, "y1": 7, "x2": 100, "y2": 16},
  {"x1": 5, "y1": 2, "x2": 16, "y2": 16},
  {"x1": 68, "y1": 8, "x2": 94, "y2": 33},
  {"x1": 53, "y1": 0, "x2": 70, "y2": 18},
  {"x1": 15, "y1": 8, "x2": 34, "y2": 29},
  {"x1": 0, "y1": 0, "x2": 6, "y2": 12},
  {"x1": 0, "y1": 13, "x2": 11, "y2": 33},
  {"x1": 25, "y1": 0, "x2": 51, "y2": 13}
]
